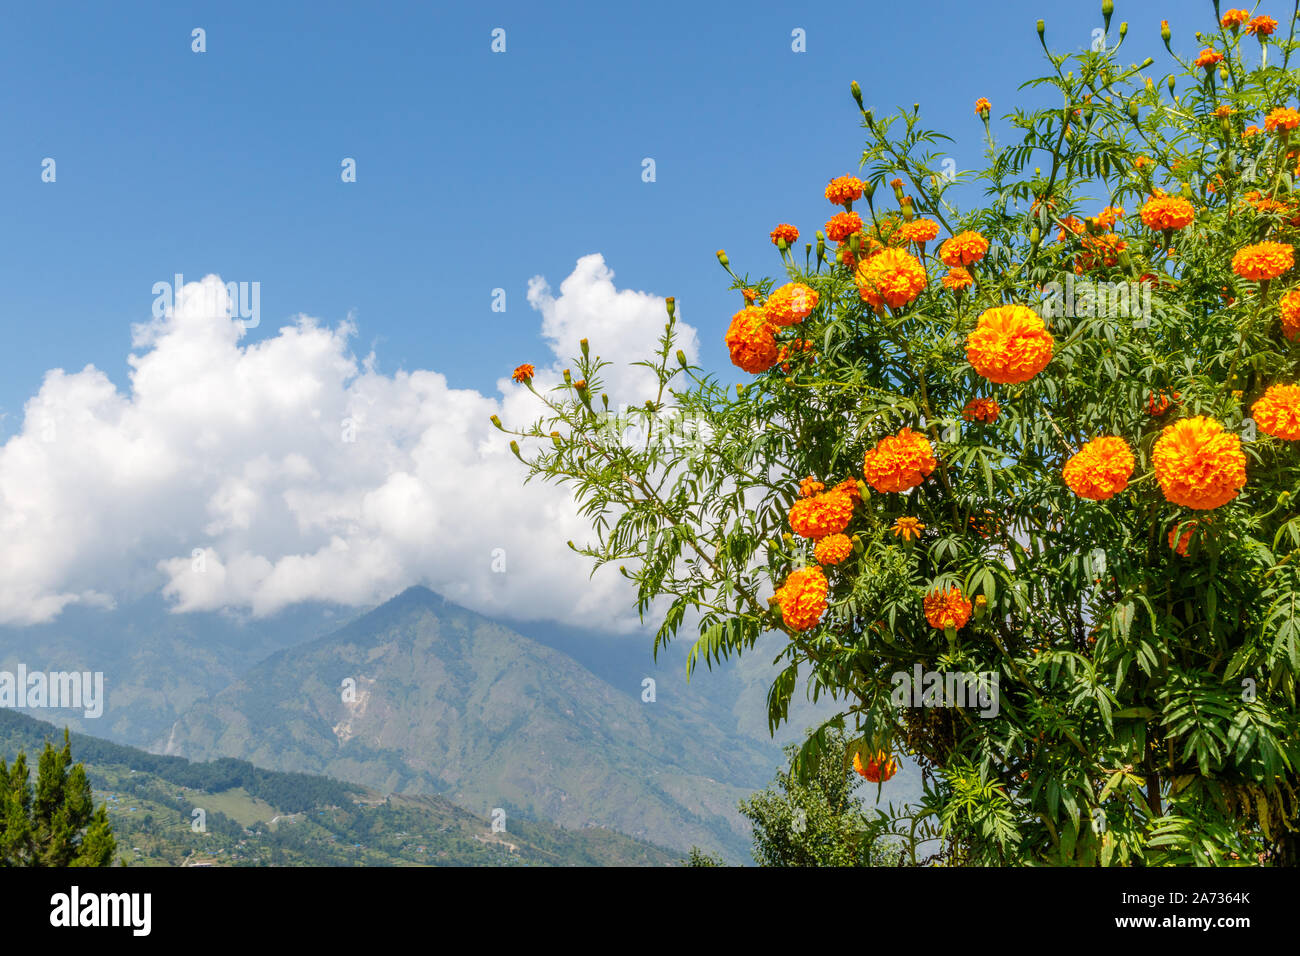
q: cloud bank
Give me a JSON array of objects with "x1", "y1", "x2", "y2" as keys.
[{"x1": 0, "y1": 254, "x2": 698, "y2": 628}]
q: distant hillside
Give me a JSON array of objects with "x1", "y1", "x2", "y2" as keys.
[
  {"x1": 0, "y1": 708, "x2": 678, "y2": 866},
  {"x1": 162, "y1": 586, "x2": 780, "y2": 861},
  {"x1": 0, "y1": 595, "x2": 354, "y2": 744}
]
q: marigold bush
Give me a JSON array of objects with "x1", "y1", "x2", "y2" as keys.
[{"x1": 506, "y1": 3, "x2": 1300, "y2": 867}]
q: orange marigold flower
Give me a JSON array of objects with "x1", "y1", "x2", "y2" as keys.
[
  {"x1": 798, "y1": 476, "x2": 825, "y2": 497},
  {"x1": 962, "y1": 397, "x2": 1001, "y2": 423},
  {"x1": 1134, "y1": 156, "x2": 1153, "y2": 169},
  {"x1": 1247, "y1": 14, "x2": 1278, "y2": 36},
  {"x1": 891, "y1": 516, "x2": 925, "y2": 541},
  {"x1": 924, "y1": 586, "x2": 973, "y2": 631},
  {"x1": 939, "y1": 230, "x2": 990, "y2": 267},
  {"x1": 974, "y1": 97, "x2": 991, "y2": 117},
  {"x1": 770, "y1": 223, "x2": 800, "y2": 247},
  {"x1": 1076, "y1": 232, "x2": 1126, "y2": 271},
  {"x1": 1280, "y1": 289, "x2": 1300, "y2": 340},
  {"x1": 824, "y1": 175, "x2": 866, "y2": 206},
  {"x1": 511, "y1": 363, "x2": 535, "y2": 384},
  {"x1": 765, "y1": 282, "x2": 819, "y2": 325},
  {"x1": 1265, "y1": 107, "x2": 1300, "y2": 133},
  {"x1": 724, "y1": 306, "x2": 779, "y2": 374},
  {"x1": 1243, "y1": 190, "x2": 1290, "y2": 214},
  {"x1": 1093, "y1": 205, "x2": 1125, "y2": 230},
  {"x1": 1168, "y1": 521, "x2": 1199, "y2": 557},
  {"x1": 1056, "y1": 216, "x2": 1085, "y2": 242},
  {"x1": 773, "y1": 565, "x2": 828, "y2": 632},
  {"x1": 1153, "y1": 416, "x2": 1247, "y2": 510},
  {"x1": 825, "y1": 210, "x2": 865, "y2": 243},
  {"x1": 1063, "y1": 436, "x2": 1135, "y2": 501},
  {"x1": 965, "y1": 305, "x2": 1054, "y2": 384},
  {"x1": 789, "y1": 489, "x2": 854, "y2": 539},
  {"x1": 1214, "y1": 105, "x2": 1236, "y2": 118},
  {"x1": 814, "y1": 533, "x2": 853, "y2": 566},
  {"x1": 863, "y1": 428, "x2": 936, "y2": 493},
  {"x1": 1221, "y1": 8, "x2": 1249, "y2": 28},
  {"x1": 1232, "y1": 241, "x2": 1294, "y2": 281},
  {"x1": 1147, "y1": 390, "x2": 1180, "y2": 415},
  {"x1": 942, "y1": 267, "x2": 974, "y2": 292},
  {"x1": 1194, "y1": 48, "x2": 1224, "y2": 69},
  {"x1": 853, "y1": 750, "x2": 898, "y2": 783},
  {"x1": 832, "y1": 477, "x2": 862, "y2": 503},
  {"x1": 1244, "y1": 125, "x2": 1261, "y2": 137},
  {"x1": 1139, "y1": 195, "x2": 1195, "y2": 231},
  {"x1": 896, "y1": 218, "x2": 940, "y2": 246},
  {"x1": 1252, "y1": 384, "x2": 1300, "y2": 440},
  {"x1": 742, "y1": 287, "x2": 758, "y2": 302},
  {"x1": 855, "y1": 248, "x2": 928, "y2": 309}
]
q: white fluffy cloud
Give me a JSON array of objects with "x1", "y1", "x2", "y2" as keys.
[{"x1": 0, "y1": 254, "x2": 698, "y2": 628}]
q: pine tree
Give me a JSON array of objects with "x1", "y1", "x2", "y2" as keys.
[{"x1": 0, "y1": 729, "x2": 117, "y2": 867}]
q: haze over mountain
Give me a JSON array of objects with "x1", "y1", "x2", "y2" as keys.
[
  {"x1": 161, "y1": 586, "x2": 790, "y2": 859},
  {"x1": 2, "y1": 584, "x2": 917, "y2": 863},
  {"x1": 0, "y1": 595, "x2": 356, "y2": 745}
]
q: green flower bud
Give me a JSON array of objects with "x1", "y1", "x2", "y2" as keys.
[
  {"x1": 665, "y1": 296, "x2": 676, "y2": 318},
  {"x1": 850, "y1": 80, "x2": 864, "y2": 111}
]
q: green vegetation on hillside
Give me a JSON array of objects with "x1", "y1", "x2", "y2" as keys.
[{"x1": 0, "y1": 709, "x2": 676, "y2": 866}]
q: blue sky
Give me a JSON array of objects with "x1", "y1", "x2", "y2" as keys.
[
  {"x1": 0, "y1": 0, "x2": 1221, "y2": 629},
  {"x1": 0, "y1": 0, "x2": 1184, "y2": 427}
]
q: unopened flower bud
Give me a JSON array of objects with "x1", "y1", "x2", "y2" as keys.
[
  {"x1": 580, "y1": 337, "x2": 589, "y2": 357},
  {"x1": 509, "y1": 440, "x2": 522, "y2": 459},
  {"x1": 665, "y1": 296, "x2": 676, "y2": 318},
  {"x1": 1160, "y1": 19, "x2": 1171, "y2": 44},
  {"x1": 850, "y1": 80, "x2": 864, "y2": 111},
  {"x1": 716, "y1": 249, "x2": 729, "y2": 268},
  {"x1": 490, "y1": 414, "x2": 502, "y2": 430},
  {"x1": 1036, "y1": 18, "x2": 1045, "y2": 38},
  {"x1": 676, "y1": 349, "x2": 688, "y2": 367}
]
